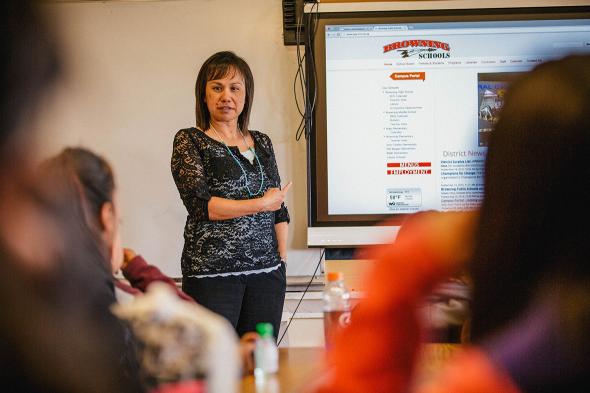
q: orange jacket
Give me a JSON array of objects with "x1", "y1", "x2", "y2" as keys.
[{"x1": 314, "y1": 215, "x2": 521, "y2": 393}]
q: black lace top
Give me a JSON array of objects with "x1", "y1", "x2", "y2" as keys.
[{"x1": 171, "y1": 127, "x2": 290, "y2": 276}]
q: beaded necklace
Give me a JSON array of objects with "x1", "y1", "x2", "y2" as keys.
[{"x1": 210, "y1": 124, "x2": 265, "y2": 197}]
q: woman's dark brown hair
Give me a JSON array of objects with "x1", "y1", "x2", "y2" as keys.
[
  {"x1": 39, "y1": 147, "x2": 117, "y2": 270},
  {"x1": 45, "y1": 147, "x2": 115, "y2": 230},
  {"x1": 194, "y1": 51, "x2": 254, "y2": 132},
  {"x1": 469, "y1": 55, "x2": 590, "y2": 341}
]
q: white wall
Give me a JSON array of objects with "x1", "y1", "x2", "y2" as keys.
[{"x1": 37, "y1": 0, "x2": 323, "y2": 277}]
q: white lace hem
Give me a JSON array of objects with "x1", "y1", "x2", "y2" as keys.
[{"x1": 188, "y1": 263, "x2": 281, "y2": 279}]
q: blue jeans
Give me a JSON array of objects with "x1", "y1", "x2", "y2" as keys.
[{"x1": 182, "y1": 263, "x2": 286, "y2": 340}]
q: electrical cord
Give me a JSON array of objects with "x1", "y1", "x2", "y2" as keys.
[
  {"x1": 294, "y1": 1, "x2": 319, "y2": 141},
  {"x1": 305, "y1": 1, "x2": 320, "y2": 140},
  {"x1": 277, "y1": 248, "x2": 325, "y2": 346},
  {"x1": 278, "y1": 0, "x2": 324, "y2": 346},
  {"x1": 294, "y1": 2, "x2": 308, "y2": 140},
  {"x1": 294, "y1": 6, "x2": 307, "y2": 118}
]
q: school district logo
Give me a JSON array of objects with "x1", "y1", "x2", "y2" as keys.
[{"x1": 383, "y1": 39, "x2": 451, "y2": 59}]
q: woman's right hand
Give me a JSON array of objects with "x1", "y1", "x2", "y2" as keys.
[{"x1": 259, "y1": 181, "x2": 292, "y2": 212}]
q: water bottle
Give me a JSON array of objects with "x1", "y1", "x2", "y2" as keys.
[
  {"x1": 323, "y1": 271, "x2": 351, "y2": 349},
  {"x1": 254, "y1": 322, "x2": 278, "y2": 379}
]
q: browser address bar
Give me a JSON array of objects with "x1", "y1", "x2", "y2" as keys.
[{"x1": 337, "y1": 25, "x2": 590, "y2": 37}]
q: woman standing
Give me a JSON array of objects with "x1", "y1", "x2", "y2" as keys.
[{"x1": 171, "y1": 51, "x2": 291, "y2": 339}]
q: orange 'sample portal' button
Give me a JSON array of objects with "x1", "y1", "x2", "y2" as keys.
[{"x1": 390, "y1": 72, "x2": 426, "y2": 81}]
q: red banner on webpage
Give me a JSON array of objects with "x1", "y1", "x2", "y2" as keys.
[
  {"x1": 387, "y1": 169, "x2": 432, "y2": 175},
  {"x1": 390, "y1": 71, "x2": 426, "y2": 81},
  {"x1": 387, "y1": 162, "x2": 431, "y2": 167},
  {"x1": 387, "y1": 162, "x2": 432, "y2": 175}
]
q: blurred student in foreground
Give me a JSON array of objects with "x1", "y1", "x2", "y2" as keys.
[
  {"x1": 42, "y1": 147, "x2": 194, "y2": 303},
  {"x1": 42, "y1": 147, "x2": 264, "y2": 391},
  {"x1": 0, "y1": 1, "x2": 142, "y2": 392},
  {"x1": 313, "y1": 54, "x2": 590, "y2": 393}
]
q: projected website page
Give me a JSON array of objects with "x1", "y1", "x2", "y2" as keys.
[{"x1": 325, "y1": 19, "x2": 590, "y2": 215}]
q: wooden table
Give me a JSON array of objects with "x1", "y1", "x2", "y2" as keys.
[
  {"x1": 240, "y1": 344, "x2": 461, "y2": 393},
  {"x1": 241, "y1": 347, "x2": 323, "y2": 393}
]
